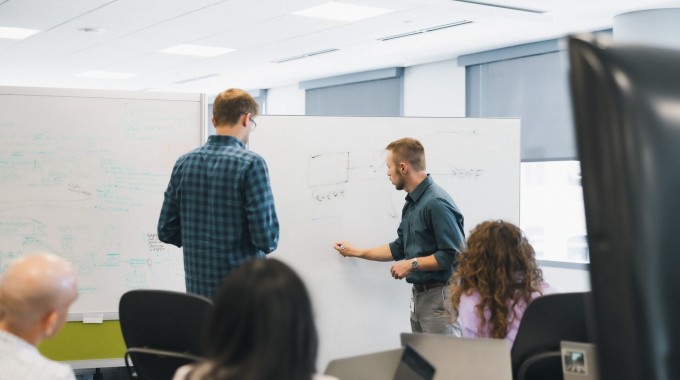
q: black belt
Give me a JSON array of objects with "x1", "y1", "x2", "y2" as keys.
[{"x1": 413, "y1": 282, "x2": 446, "y2": 292}]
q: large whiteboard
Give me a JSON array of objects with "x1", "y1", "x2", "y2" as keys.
[
  {"x1": 250, "y1": 116, "x2": 520, "y2": 368},
  {"x1": 0, "y1": 87, "x2": 202, "y2": 315}
]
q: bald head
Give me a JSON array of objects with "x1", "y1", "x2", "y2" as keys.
[{"x1": 0, "y1": 253, "x2": 78, "y2": 343}]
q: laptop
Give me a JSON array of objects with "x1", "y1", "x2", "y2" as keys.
[
  {"x1": 561, "y1": 341, "x2": 599, "y2": 380},
  {"x1": 394, "y1": 345, "x2": 436, "y2": 380},
  {"x1": 400, "y1": 333, "x2": 512, "y2": 380},
  {"x1": 325, "y1": 345, "x2": 435, "y2": 380}
]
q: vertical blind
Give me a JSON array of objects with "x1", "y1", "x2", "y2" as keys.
[
  {"x1": 465, "y1": 45, "x2": 577, "y2": 161},
  {"x1": 302, "y1": 68, "x2": 404, "y2": 117}
]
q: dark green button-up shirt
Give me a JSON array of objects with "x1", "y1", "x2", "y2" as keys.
[{"x1": 389, "y1": 175, "x2": 465, "y2": 284}]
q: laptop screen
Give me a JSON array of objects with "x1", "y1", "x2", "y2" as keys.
[
  {"x1": 399, "y1": 333, "x2": 512, "y2": 380},
  {"x1": 393, "y1": 345, "x2": 436, "y2": 380}
]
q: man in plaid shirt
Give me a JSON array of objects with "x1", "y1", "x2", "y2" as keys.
[{"x1": 158, "y1": 88, "x2": 279, "y2": 299}]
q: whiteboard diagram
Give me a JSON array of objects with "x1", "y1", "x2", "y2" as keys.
[{"x1": 0, "y1": 87, "x2": 202, "y2": 315}]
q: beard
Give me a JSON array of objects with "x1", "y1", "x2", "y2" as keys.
[{"x1": 392, "y1": 172, "x2": 406, "y2": 191}]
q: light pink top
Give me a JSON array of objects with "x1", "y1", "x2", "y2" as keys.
[{"x1": 457, "y1": 282, "x2": 558, "y2": 345}]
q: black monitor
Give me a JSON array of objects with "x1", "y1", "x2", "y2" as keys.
[{"x1": 569, "y1": 34, "x2": 680, "y2": 380}]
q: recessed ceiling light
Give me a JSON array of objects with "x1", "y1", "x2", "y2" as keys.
[
  {"x1": 78, "y1": 27, "x2": 105, "y2": 34},
  {"x1": 159, "y1": 44, "x2": 235, "y2": 57},
  {"x1": 0, "y1": 26, "x2": 40, "y2": 40},
  {"x1": 293, "y1": 2, "x2": 393, "y2": 22},
  {"x1": 76, "y1": 71, "x2": 136, "y2": 80}
]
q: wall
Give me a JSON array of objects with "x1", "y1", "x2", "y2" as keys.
[
  {"x1": 403, "y1": 59, "x2": 466, "y2": 117},
  {"x1": 266, "y1": 59, "x2": 467, "y2": 118},
  {"x1": 265, "y1": 84, "x2": 305, "y2": 115}
]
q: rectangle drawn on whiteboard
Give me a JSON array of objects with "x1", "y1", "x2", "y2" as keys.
[{"x1": 308, "y1": 152, "x2": 349, "y2": 187}]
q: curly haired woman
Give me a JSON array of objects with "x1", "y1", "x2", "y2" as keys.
[{"x1": 450, "y1": 220, "x2": 558, "y2": 345}]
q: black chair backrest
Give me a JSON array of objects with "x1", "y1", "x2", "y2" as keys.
[
  {"x1": 511, "y1": 292, "x2": 590, "y2": 380},
  {"x1": 125, "y1": 348, "x2": 202, "y2": 380},
  {"x1": 119, "y1": 289, "x2": 213, "y2": 356}
]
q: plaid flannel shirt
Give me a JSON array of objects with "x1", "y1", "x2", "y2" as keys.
[{"x1": 158, "y1": 135, "x2": 279, "y2": 298}]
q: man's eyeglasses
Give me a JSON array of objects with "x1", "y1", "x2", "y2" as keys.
[{"x1": 240, "y1": 112, "x2": 257, "y2": 131}]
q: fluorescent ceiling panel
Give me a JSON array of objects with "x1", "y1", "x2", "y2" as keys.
[
  {"x1": 293, "y1": 2, "x2": 394, "y2": 22},
  {"x1": 0, "y1": 26, "x2": 40, "y2": 39},
  {"x1": 159, "y1": 44, "x2": 235, "y2": 57},
  {"x1": 76, "y1": 71, "x2": 136, "y2": 80}
]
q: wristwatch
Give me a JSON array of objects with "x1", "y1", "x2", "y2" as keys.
[{"x1": 411, "y1": 257, "x2": 419, "y2": 270}]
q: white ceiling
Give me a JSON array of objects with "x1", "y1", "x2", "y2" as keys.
[{"x1": 0, "y1": 0, "x2": 675, "y2": 94}]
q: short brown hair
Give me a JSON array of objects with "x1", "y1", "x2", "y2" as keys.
[
  {"x1": 212, "y1": 88, "x2": 259, "y2": 126},
  {"x1": 386, "y1": 138, "x2": 426, "y2": 171}
]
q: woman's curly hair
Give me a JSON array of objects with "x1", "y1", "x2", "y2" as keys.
[{"x1": 450, "y1": 220, "x2": 544, "y2": 339}]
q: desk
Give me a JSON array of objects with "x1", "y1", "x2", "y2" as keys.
[{"x1": 38, "y1": 321, "x2": 126, "y2": 369}]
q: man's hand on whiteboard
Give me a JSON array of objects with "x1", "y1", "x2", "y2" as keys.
[
  {"x1": 334, "y1": 243, "x2": 393, "y2": 262},
  {"x1": 390, "y1": 260, "x2": 412, "y2": 280},
  {"x1": 333, "y1": 241, "x2": 357, "y2": 257}
]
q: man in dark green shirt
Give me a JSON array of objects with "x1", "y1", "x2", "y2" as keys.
[{"x1": 334, "y1": 137, "x2": 465, "y2": 334}]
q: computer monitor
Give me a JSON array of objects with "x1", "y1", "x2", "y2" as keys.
[{"x1": 569, "y1": 34, "x2": 680, "y2": 380}]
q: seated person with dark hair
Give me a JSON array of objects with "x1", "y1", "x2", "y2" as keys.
[
  {"x1": 450, "y1": 220, "x2": 558, "y2": 345},
  {"x1": 174, "y1": 258, "x2": 337, "y2": 380}
]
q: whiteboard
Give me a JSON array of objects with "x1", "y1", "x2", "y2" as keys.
[
  {"x1": 0, "y1": 87, "x2": 202, "y2": 315},
  {"x1": 250, "y1": 116, "x2": 520, "y2": 368}
]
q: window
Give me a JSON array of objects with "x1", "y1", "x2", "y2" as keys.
[
  {"x1": 520, "y1": 161, "x2": 588, "y2": 262},
  {"x1": 462, "y1": 39, "x2": 591, "y2": 264}
]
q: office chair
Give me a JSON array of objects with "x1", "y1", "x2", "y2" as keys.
[
  {"x1": 124, "y1": 348, "x2": 202, "y2": 380},
  {"x1": 119, "y1": 289, "x2": 213, "y2": 379},
  {"x1": 511, "y1": 292, "x2": 591, "y2": 380}
]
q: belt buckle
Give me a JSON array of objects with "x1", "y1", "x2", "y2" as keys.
[{"x1": 414, "y1": 282, "x2": 444, "y2": 292}]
